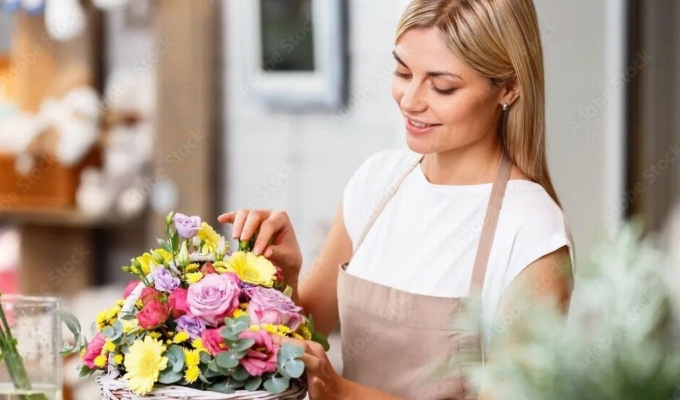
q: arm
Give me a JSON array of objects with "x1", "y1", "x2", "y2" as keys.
[
  {"x1": 477, "y1": 246, "x2": 573, "y2": 400},
  {"x1": 297, "y1": 204, "x2": 353, "y2": 336}
]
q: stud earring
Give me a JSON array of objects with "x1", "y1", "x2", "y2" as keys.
[{"x1": 502, "y1": 103, "x2": 509, "y2": 111}]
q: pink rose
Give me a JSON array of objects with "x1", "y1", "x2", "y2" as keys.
[
  {"x1": 140, "y1": 287, "x2": 162, "y2": 306},
  {"x1": 200, "y1": 262, "x2": 217, "y2": 275},
  {"x1": 246, "y1": 286, "x2": 303, "y2": 330},
  {"x1": 168, "y1": 288, "x2": 189, "y2": 319},
  {"x1": 123, "y1": 280, "x2": 140, "y2": 298},
  {"x1": 138, "y1": 301, "x2": 170, "y2": 329},
  {"x1": 238, "y1": 330, "x2": 279, "y2": 376},
  {"x1": 82, "y1": 333, "x2": 106, "y2": 369},
  {"x1": 187, "y1": 273, "x2": 241, "y2": 326},
  {"x1": 201, "y1": 328, "x2": 229, "y2": 356}
]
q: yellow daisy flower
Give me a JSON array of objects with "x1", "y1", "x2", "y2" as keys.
[
  {"x1": 232, "y1": 309, "x2": 247, "y2": 318},
  {"x1": 192, "y1": 338, "x2": 208, "y2": 354},
  {"x1": 277, "y1": 325, "x2": 292, "y2": 336},
  {"x1": 186, "y1": 272, "x2": 204, "y2": 284},
  {"x1": 173, "y1": 331, "x2": 191, "y2": 344},
  {"x1": 213, "y1": 261, "x2": 228, "y2": 273},
  {"x1": 94, "y1": 355, "x2": 107, "y2": 368},
  {"x1": 184, "y1": 349, "x2": 201, "y2": 367},
  {"x1": 185, "y1": 263, "x2": 200, "y2": 273},
  {"x1": 185, "y1": 365, "x2": 200, "y2": 384},
  {"x1": 149, "y1": 332, "x2": 161, "y2": 339},
  {"x1": 197, "y1": 222, "x2": 222, "y2": 255},
  {"x1": 224, "y1": 252, "x2": 276, "y2": 287},
  {"x1": 103, "y1": 340, "x2": 116, "y2": 353},
  {"x1": 113, "y1": 354, "x2": 124, "y2": 364},
  {"x1": 123, "y1": 337, "x2": 168, "y2": 395},
  {"x1": 121, "y1": 319, "x2": 139, "y2": 334}
]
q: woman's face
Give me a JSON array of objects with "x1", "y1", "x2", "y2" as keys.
[{"x1": 392, "y1": 27, "x2": 507, "y2": 155}]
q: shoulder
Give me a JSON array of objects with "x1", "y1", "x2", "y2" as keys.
[{"x1": 351, "y1": 148, "x2": 420, "y2": 184}]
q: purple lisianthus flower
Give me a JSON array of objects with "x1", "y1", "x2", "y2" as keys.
[
  {"x1": 150, "y1": 267, "x2": 180, "y2": 293},
  {"x1": 173, "y1": 213, "x2": 202, "y2": 239},
  {"x1": 175, "y1": 315, "x2": 206, "y2": 339},
  {"x1": 246, "y1": 286, "x2": 303, "y2": 330}
]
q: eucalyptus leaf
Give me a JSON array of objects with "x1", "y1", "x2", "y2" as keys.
[
  {"x1": 263, "y1": 375, "x2": 290, "y2": 394},
  {"x1": 231, "y1": 365, "x2": 249, "y2": 381},
  {"x1": 167, "y1": 345, "x2": 185, "y2": 373},
  {"x1": 230, "y1": 338, "x2": 255, "y2": 352},
  {"x1": 280, "y1": 359, "x2": 305, "y2": 379},
  {"x1": 102, "y1": 326, "x2": 115, "y2": 338},
  {"x1": 56, "y1": 310, "x2": 82, "y2": 344},
  {"x1": 207, "y1": 382, "x2": 236, "y2": 394},
  {"x1": 245, "y1": 376, "x2": 263, "y2": 391},
  {"x1": 158, "y1": 368, "x2": 183, "y2": 384},
  {"x1": 227, "y1": 378, "x2": 246, "y2": 389},
  {"x1": 216, "y1": 352, "x2": 240, "y2": 369}
]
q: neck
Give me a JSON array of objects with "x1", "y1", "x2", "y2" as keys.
[{"x1": 420, "y1": 139, "x2": 503, "y2": 185}]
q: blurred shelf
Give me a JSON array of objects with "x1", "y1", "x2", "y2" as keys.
[{"x1": 0, "y1": 207, "x2": 139, "y2": 228}]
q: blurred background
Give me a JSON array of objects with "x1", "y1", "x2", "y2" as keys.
[{"x1": 0, "y1": 0, "x2": 678, "y2": 396}]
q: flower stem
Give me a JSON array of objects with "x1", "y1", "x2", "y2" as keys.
[{"x1": 0, "y1": 295, "x2": 49, "y2": 400}]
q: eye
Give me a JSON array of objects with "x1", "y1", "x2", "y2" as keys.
[
  {"x1": 393, "y1": 71, "x2": 412, "y2": 79},
  {"x1": 432, "y1": 86, "x2": 456, "y2": 95}
]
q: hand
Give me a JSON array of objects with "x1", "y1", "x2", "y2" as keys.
[
  {"x1": 218, "y1": 209, "x2": 303, "y2": 280},
  {"x1": 273, "y1": 336, "x2": 348, "y2": 400}
]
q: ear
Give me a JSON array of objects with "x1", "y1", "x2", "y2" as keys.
[{"x1": 499, "y1": 77, "x2": 520, "y2": 106}]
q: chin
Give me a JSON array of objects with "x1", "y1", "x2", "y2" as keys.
[{"x1": 404, "y1": 134, "x2": 440, "y2": 155}]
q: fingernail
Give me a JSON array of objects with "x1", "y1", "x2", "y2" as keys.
[
  {"x1": 232, "y1": 230, "x2": 240, "y2": 239},
  {"x1": 253, "y1": 245, "x2": 262, "y2": 255}
]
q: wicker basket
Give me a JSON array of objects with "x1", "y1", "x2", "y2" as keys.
[
  {"x1": 97, "y1": 371, "x2": 307, "y2": 399},
  {"x1": 100, "y1": 253, "x2": 308, "y2": 399}
]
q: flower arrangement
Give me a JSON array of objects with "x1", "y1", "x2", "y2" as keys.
[
  {"x1": 463, "y1": 224, "x2": 680, "y2": 400},
  {"x1": 60, "y1": 212, "x2": 328, "y2": 398}
]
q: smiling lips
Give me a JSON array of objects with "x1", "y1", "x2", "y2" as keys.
[{"x1": 405, "y1": 117, "x2": 442, "y2": 135}]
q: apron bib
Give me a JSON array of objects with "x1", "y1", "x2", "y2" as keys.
[{"x1": 337, "y1": 152, "x2": 512, "y2": 400}]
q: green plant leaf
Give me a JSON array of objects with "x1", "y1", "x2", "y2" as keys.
[
  {"x1": 231, "y1": 365, "x2": 249, "y2": 381},
  {"x1": 78, "y1": 365, "x2": 94, "y2": 378},
  {"x1": 216, "y1": 352, "x2": 240, "y2": 369},
  {"x1": 171, "y1": 232, "x2": 180, "y2": 253},
  {"x1": 200, "y1": 352, "x2": 212, "y2": 364},
  {"x1": 278, "y1": 342, "x2": 304, "y2": 362},
  {"x1": 55, "y1": 310, "x2": 82, "y2": 342},
  {"x1": 245, "y1": 376, "x2": 263, "y2": 391},
  {"x1": 166, "y1": 345, "x2": 185, "y2": 373},
  {"x1": 157, "y1": 238, "x2": 172, "y2": 253},
  {"x1": 158, "y1": 368, "x2": 183, "y2": 384},
  {"x1": 311, "y1": 331, "x2": 330, "y2": 352},
  {"x1": 283, "y1": 285, "x2": 293, "y2": 298},
  {"x1": 102, "y1": 326, "x2": 115, "y2": 338},
  {"x1": 263, "y1": 375, "x2": 290, "y2": 394},
  {"x1": 281, "y1": 359, "x2": 304, "y2": 379},
  {"x1": 230, "y1": 338, "x2": 255, "y2": 353},
  {"x1": 227, "y1": 378, "x2": 247, "y2": 389},
  {"x1": 207, "y1": 382, "x2": 236, "y2": 394}
]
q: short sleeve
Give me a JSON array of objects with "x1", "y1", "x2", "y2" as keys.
[{"x1": 504, "y1": 206, "x2": 574, "y2": 288}]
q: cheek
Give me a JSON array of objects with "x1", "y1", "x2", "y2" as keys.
[{"x1": 391, "y1": 77, "x2": 405, "y2": 104}]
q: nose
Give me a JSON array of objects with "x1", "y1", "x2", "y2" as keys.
[{"x1": 399, "y1": 81, "x2": 427, "y2": 113}]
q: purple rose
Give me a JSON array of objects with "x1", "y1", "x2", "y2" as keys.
[
  {"x1": 246, "y1": 286, "x2": 303, "y2": 330},
  {"x1": 175, "y1": 315, "x2": 206, "y2": 339},
  {"x1": 150, "y1": 267, "x2": 180, "y2": 293},
  {"x1": 173, "y1": 213, "x2": 202, "y2": 239},
  {"x1": 187, "y1": 273, "x2": 241, "y2": 326}
]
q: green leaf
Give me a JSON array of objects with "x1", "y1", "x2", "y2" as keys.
[
  {"x1": 166, "y1": 345, "x2": 185, "y2": 373},
  {"x1": 238, "y1": 240, "x2": 250, "y2": 252},
  {"x1": 245, "y1": 376, "x2": 263, "y2": 391},
  {"x1": 60, "y1": 342, "x2": 76, "y2": 357},
  {"x1": 102, "y1": 326, "x2": 115, "y2": 338},
  {"x1": 311, "y1": 331, "x2": 330, "y2": 352},
  {"x1": 283, "y1": 285, "x2": 293, "y2": 298},
  {"x1": 215, "y1": 352, "x2": 240, "y2": 369},
  {"x1": 278, "y1": 342, "x2": 304, "y2": 362},
  {"x1": 227, "y1": 378, "x2": 247, "y2": 389},
  {"x1": 280, "y1": 359, "x2": 305, "y2": 379},
  {"x1": 171, "y1": 232, "x2": 180, "y2": 253},
  {"x1": 207, "y1": 382, "x2": 236, "y2": 394},
  {"x1": 158, "y1": 368, "x2": 183, "y2": 384},
  {"x1": 200, "y1": 351, "x2": 212, "y2": 364},
  {"x1": 78, "y1": 365, "x2": 94, "y2": 378},
  {"x1": 221, "y1": 316, "x2": 249, "y2": 341},
  {"x1": 157, "y1": 238, "x2": 172, "y2": 253},
  {"x1": 55, "y1": 310, "x2": 82, "y2": 342},
  {"x1": 231, "y1": 365, "x2": 249, "y2": 381},
  {"x1": 263, "y1": 375, "x2": 290, "y2": 394},
  {"x1": 230, "y1": 338, "x2": 255, "y2": 353}
]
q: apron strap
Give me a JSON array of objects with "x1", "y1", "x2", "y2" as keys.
[{"x1": 470, "y1": 152, "x2": 512, "y2": 290}]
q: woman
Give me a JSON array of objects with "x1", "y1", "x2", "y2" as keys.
[{"x1": 219, "y1": 0, "x2": 573, "y2": 398}]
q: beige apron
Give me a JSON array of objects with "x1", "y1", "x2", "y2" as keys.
[{"x1": 337, "y1": 152, "x2": 512, "y2": 400}]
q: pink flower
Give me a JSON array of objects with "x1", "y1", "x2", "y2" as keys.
[
  {"x1": 168, "y1": 288, "x2": 189, "y2": 319},
  {"x1": 201, "y1": 328, "x2": 229, "y2": 356},
  {"x1": 246, "y1": 286, "x2": 303, "y2": 330},
  {"x1": 238, "y1": 329, "x2": 279, "y2": 376},
  {"x1": 200, "y1": 262, "x2": 217, "y2": 275},
  {"x1": 138, "y1": 301, "x2": 170, "y2": 329},
  {"x1": 187, "y1": 273, "x2": 241, "y2": 326},
  {"x1": 123, "y1": 280, "x2": 140, "y2": 298},
  {"x1": 140, "y1": 287, "x2": 162, "y2": 306},
  {"x1": 82, "y1": 333, "x2": 106, "y2": 369}
]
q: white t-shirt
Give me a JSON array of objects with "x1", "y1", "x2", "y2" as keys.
[{"x1": 343, "y1": 149, "x2": 573, "y2": 345}]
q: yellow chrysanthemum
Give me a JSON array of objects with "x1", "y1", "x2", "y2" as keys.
[
  {"x1": 186, "y1": 272, "x2": 204, "y2": 284},
  {"x1": 154, "y1": 249, "x2": 173, "y2": 263},
  {"x1": 135, "y1": 299, "x2": 144, "y2": 309},
  {"x1": 185, "y1": 263, "x2": 200, "y2": 273},
  {"x1": 173, "y1": 331, "x2": 191, "y2": 344},
  {"x1": 123, "y1": 337, "x2": 168, "y2": 395},
  {"x1": 94, "y1": 355, "x2": 107, "y2": 368},
  {"x1": 135, "y1": 253, "x2": 158, "y2": 276},
  {"x1": 262, "y1": 324, "x2": 278, "y2": 335},
  {"x1": 149, "y1": 332, "x2": 161, "y2": 339},
  {"x1": 197, "y1": 222, "x2": 222, "y2": 255},
  {"x1": 114, "y1": 354, "x2": 124, "y2": 364},
  {"x1": 277, "y1": 325, "x2": 292, "y2": 336},
  {"x1": 185, "y1": 365, "x2": 200, "y2": 384},
  {"x1": 239, "y1": 302, "x2": 248, "y2": 310},
  {"x1": 295, "y1": 325, "x2": 312, "y2": 341},
  {"x1": 103, "y1": 339, "x2": 116, "y2": 353},
  {"x1": 184, "y1": 349, "x2": 201, "y2": 367},
  {"x1": 192, "y1": 338, "x2": 208, "y2": 353},
  {"x1": 115, "y1": 299, "x2": 126, "y2": 307},
  {"x1": 213, "y1": 261, "x2": 228, "y2": 273},
  {"x1": 232, "y1": 309, "x2": 247, "y2": 318},
  {"x1": 96, "y1": 305, "x2": 121, "y2": 330},
  {"x1": 292, "y1": 333, "x2": 303, "y2": 340},
  {"x1": 248, "y1": 325, "x2": 260, "y2": 332},
  {"x1": 224, "y1": 252, "x2": 276, "y2": 287},
  {"x1": 121, "y1": 319, "x2": 139, "y2": 334}
]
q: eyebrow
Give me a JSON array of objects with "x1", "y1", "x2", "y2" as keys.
[{"x1": 392, "y1": 51, "x2": 462, "y2": 80}]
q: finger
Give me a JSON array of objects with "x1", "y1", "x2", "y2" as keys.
[
  {"x1": 231, "y1": 209, "x2": 250, "y2": 239},
  {"x1": 217, "y1": 212, "x2": 235, "y2": 224},
  {"x1": 240, "y1": 210, "x2": 270, "y2": 242},
  {"x1": 261, "y1": 244, "x2": 291, "y2": 266},
  {"x1": 253, "y1": 218, "x2": 283, "y2": 255},
  {"x1": 301, "y1": 353, "x2": 322, "y2": 373}
]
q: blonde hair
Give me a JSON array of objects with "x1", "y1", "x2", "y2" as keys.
[{"x1": 397, "y1": 0, "x2": 561, "y2": 207}]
